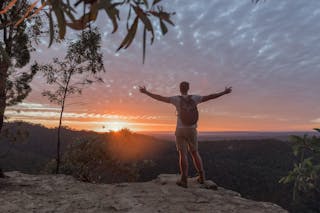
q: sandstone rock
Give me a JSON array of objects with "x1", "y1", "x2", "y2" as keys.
[{"x1": 0, "y1": 172, "x2": 288, "y2": 213}]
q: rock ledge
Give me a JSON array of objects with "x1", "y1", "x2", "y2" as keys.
[{"x1": 0, "y1": 172, "x2": 287, "y2": 213}]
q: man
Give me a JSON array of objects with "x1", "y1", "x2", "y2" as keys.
[{"x1": 139, "y1": 82, "x2": 232, "y2": 188}]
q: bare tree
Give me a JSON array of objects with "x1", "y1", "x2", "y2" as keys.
[{"x1": 34, "y1": 28, "x2": 105, "y2": 173}]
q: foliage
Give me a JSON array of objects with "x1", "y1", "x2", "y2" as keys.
[
  {"x1": 1, "y1": 0, "x2": 268, "y2": 62},
  {"x1": 38, "y1": 28, "x2": 105, "y2": 106},
  {"x1": 63, "y1": 138, "x2": 140, "y2": 183},
  {"x1": 6, "y1": 65, "x2": 38, "y2": 106},
  {"x1": 279, "y1": 129, "x2": 320, "y2": 211},
  {"x1": 0, "y1": 122, "x2": 29, "y2": 159},
  {"x1": 0, "y1": 0, "x2": 44, "y2": 107},
  {"x1": 44, "y1": 135, "x2": 156, "y2": 183},
  {"x1": 51, "y1": 129, "x2": 157, "y2": 183},
  {"x1": 0, "y1": 1, "x2": 46, "y2": 178},
  {"x1": 1, "y1": 0, "x2": 175, "y2": 63}
]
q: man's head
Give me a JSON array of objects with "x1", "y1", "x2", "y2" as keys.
[{"x1": 180, "y1": 81, "x2": 189, "y2": 95}]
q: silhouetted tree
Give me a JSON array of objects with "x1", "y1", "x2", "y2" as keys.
[
  {"x1": 0, "y1": 0, "x2": 45, "y2": 177},
  {"x1": 34, "y1": 28, "x2": 104, "y2": 173}
]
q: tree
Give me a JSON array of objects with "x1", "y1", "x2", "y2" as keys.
[
  {"x1": 0, "y1": 0, "x2": 45, "y2": 177},
  {"x1": 34, "y1": 28, "x2": 104, "y2": 173},
  {"x1": 280, "y1": 129, "x2": 320, "y2": 212}
]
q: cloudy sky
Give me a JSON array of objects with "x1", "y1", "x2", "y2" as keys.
[{"x1": 6, "y1": 0, "x2": 320, "y2": 132}]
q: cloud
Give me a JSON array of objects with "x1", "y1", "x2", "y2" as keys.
[
  {"x1": 9, "y1": 102, "x2": 60, "y2": 111},
  {"x1": 5, "y1": 102, "x2": 169, "y2": 121},
  {"x1": 15, "y1": 0, "x2": 320, "y2": 131},
  {"x1": 311, "y1": 118, "x2": 320, "y2": 123}
]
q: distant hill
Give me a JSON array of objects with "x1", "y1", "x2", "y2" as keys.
[
  {"x1": 0, "y1": 122, "x2": 100, "y2": 172},
  {"x1": 0, "y1": 122, "x2": 171, "y2": 172},
  {"x1": 141, "y1": 131, "x2": 316, "y2": 141}
]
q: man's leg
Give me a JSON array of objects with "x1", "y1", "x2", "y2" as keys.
[
  {"x1": 190, "y1": 150, "x2": 205, "y2": 182},
  {"x1": 187, "y1": 128, "x2": 205, "y2": 183},
  {"x1": 179, "y1": 149, "x2": 188, "y2": 180},
  {"x1": 175, "y1": 128, "x2": 188, "y2": 187}
]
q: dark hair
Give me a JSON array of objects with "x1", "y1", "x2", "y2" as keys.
[{"x1": 180, "y1": 81, "x2": 189, "y2": 94}]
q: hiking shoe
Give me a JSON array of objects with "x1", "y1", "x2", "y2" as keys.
[
  {"x1": 176, "y1": 178, "x2": 188, "y2": 188},
  {"x1": 196, "y1": 175, "x2": 205, "y2": 184}
]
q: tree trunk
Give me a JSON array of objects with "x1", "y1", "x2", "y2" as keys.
[
  {"x1": 0, "y1": 61, "x2": 8, "y2": 132},
  {"x1": 55, "y1": 72, "x2": 72, "y2": 174},
  {"x1": 55, "y1": 107, "x2": 64, "y2": 174},
  {"x1": 0, "y1": 168, "x2": 4, "y2": 178},
  {"x1": 0, "y1": 61, "x2": 9, "y2": 178}
]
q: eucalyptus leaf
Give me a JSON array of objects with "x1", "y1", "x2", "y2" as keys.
[
  {"x1": 143, "y1": 0, "x2": 149, "y2": 8},
  {"x1": 125, "y1": 17, "x2": 139, "y2": 49},
  {"x1": 97, "y1": 0, "x2": 120, "y2": 33},
  {"x1": 53, "y1": 5, "x2": 67, "y2": 39},
  {"x1": 133, "y1": 5, "x2": 153, "y2": 31},
  {"x1": 116, "y1": 16, "x2": 139, "y2": 51},
  {"x1": 159, "y1": 19, "x2": 167, "y2": 35},
  {"x1": 152, "y1": 0, "x2": 162, "y2": 7},
  {"x1": 46, "y1": 11, "x2": 55, "y2": 47},
  {"x1": 142, "y1": 27, "x2": 146, "y2": 64},
  {"x1": 67, "y1": 11, "x2": 97, "y2": 30}
]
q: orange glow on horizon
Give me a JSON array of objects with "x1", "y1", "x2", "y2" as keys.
[
  {"x1": 7, "y1": 115, "x2": 316, "y2": 133},
  {"x1": 6, "y1": 102, "x2": 316, "y2": 133},
  {"x1": 95, "y1": 121, "x2": 138, "y2": 132}
]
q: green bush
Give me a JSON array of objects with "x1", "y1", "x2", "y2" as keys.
[
  {"x1": 44, "y1": 130, "x2": 156, "y2": 183},
  {"x1": 279, "y1": 128, "x2": 320, "y2": 212}
]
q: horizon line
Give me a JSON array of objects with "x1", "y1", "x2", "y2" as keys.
[{"x1": 4, "y1": 121, "x2": 316, "y2": 134}]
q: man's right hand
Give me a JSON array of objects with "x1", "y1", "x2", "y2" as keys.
[{"x1": 139, "y1": 86, "x2": 147, "y2": 94}]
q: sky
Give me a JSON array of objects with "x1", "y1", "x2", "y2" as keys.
[{"x1": 5, "y1": 0, "x2": 320, "y2": 132}]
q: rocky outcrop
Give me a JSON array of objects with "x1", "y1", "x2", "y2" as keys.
[{"x1": 0, "y1": 172, "x2": 287, "y2": 213}]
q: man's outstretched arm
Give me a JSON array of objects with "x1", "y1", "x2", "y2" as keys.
[
  {"x1": 201, "y1": 86, "x2": 232, "y2": 103},
  {"x1": 139, "y1": 86, "x2": 171, "y2": 103}
]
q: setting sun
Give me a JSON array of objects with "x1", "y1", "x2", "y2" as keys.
[{"x1": 95, "y1": 121, "x2": 133, "y2": 132}]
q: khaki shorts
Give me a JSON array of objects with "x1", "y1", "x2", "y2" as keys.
[{"x1": 175, "y1": 128, "x2": 198, "y2": 152}]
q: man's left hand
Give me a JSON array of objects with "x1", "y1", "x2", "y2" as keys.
[
  {"x1": 139, "y1": 86, "x2": 147, "y2": 94},
  {"x1": 224, "y1": 86, "x2": 232, "y2": 94}
]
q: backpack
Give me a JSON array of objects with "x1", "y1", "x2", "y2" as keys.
[{"x1": 179, "y1": 95, "x2": 199, "y2": 126}]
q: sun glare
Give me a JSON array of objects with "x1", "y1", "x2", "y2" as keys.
[{"x1": 96, "y1": 121, "x2": 131, "y2": 132}]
